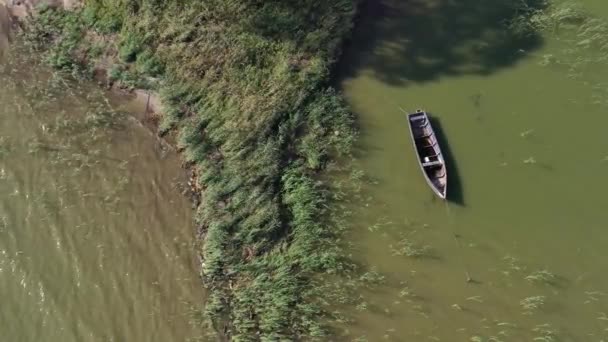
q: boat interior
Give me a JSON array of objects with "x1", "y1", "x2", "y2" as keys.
[{"x1": 409, "y1": 113, "x2": 447, "y2": 192}]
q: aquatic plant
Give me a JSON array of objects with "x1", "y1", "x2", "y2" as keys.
[
  {"x1": 520, "y1": 295, "x2": 546, "y2": 313},
  {"x1": 399, "y1": 286, "x2": 417, "y2": 300},
  {"x1": 466, "y1": 295, "x2": 484, "y2": 303},
  {"x1": 525, "y1": 269, "x2": 556, "y2": 285},
  {"x1": 509, "y1": 0, "x2": 608, "y2": 110},
  {"x1": 496, "y1": 321, "x2": 517, "y2": 329},
  {"x1": 27, "y1": 139, "x2": 44, "y2": 154},
  {"x1": 469, "y1": 337, "x2": 506, "y2": 342},
  {"x1": 0, "y1": 137, "x2": 11, "y2": 157},
  {"x1": 358, "y1": 267, "x2": 386, "y2": 287},
  {"x1": 367, "y1": 217, "x2": 392, "y2": 233},
  {"x1": 520, "y1": 128, "x2": 535, "y2": 138},
  {"x1": 382, "y1": 328, "x2": 397, "y2": 340},
  {"x1": 389, "y1": 231, "x2": 432, "y2": 258},
  {"x1": 355, "y1": 301, "x2": 368, "y2": 312},
  {"x1": 531, "y1": 323, "x2": 558, "y2": 341},
  {"x1": 501, "y1": 255, "x2": 527, "y2": 276},
  {"x1": 584, "y1": 290, "x2": 606, "y2": 304}
]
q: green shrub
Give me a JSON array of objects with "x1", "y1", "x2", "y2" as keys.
[
  {"x1": 118, "y1": 31, "x2": 143, "y2": 63},
  {"x1": 136, "y1": 50, "x2": 165, "y2": 76},
  {"x1": 82, "y1": 0, "x2": 124, "y2": 33}
]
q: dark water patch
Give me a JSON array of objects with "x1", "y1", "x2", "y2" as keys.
[
  {"x1": 339, "y1": 0, "x2": 547, "y2": 85},
  {"x1": 428, "y1": 115, "x2": 464, "y2": 205}
]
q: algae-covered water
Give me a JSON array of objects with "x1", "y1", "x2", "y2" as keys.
[
  {"x1": 0, "y1": 43, "x2": 203, "y2": 341},
  {"x1": 338, "y1": 0, "x2": 608, "y2": 340}
]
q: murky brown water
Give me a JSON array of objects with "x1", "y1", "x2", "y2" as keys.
[{"x1": 0, "y1": 42, "x2": 204, "y2": 341}]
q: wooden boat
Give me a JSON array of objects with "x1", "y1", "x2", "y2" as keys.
[{"x1": 406, "y1": 109, "x2": 447, "y2": 199}]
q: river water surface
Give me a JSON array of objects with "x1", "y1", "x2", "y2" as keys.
[
  {"x1": 338, "y1": 0, "x2": 608, "y2": 340},
  {"x1": 0, "y1": 41, "x2": 203, "y2": 340},
  {"x1": 4, "y1": 1, "x2": 608, "y2": 340}
]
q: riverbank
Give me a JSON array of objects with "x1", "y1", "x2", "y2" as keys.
[{"x1": 10, "y1": 0, "x2": 361, "y2": 339}]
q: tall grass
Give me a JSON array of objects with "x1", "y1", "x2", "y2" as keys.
[{"x1": 20, "y1": 0, "x2": 361, "y2": 339}]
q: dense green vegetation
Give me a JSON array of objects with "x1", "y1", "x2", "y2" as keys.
[{"x1": 22, "y1": 0, "x2": 361, "y2": 339}]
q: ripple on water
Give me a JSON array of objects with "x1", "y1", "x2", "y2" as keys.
[{"x1": 0, "y1": 44, "x2": 204, "y2": 341}]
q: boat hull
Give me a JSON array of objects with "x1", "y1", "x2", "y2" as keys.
[{"x1": 406, "y1": 109, "x2": 448, "y2": 199}]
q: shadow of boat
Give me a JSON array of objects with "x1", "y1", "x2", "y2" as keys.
[{"x1": 428, "y1": 115, "x2": 465, "y2": 206}]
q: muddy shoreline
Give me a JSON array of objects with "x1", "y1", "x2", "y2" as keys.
[{"x1": 2, "y1": 0, "x2": 165, "y2": 123}]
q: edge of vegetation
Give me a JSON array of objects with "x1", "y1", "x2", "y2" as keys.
[{"x1": 18, "y1": 0, "x2": 363, "y2": 339}]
